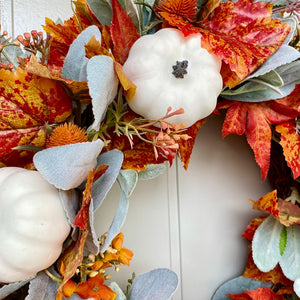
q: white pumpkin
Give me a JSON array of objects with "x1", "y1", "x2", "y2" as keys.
[
  {"x1": 0, "y1": 167, "x2": 71, "y2": 283},
  {"x1": 123, "y1": 28, "x2": 223, "y2": 128}
]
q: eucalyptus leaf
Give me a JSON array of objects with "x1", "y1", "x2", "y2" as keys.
[
  {"x1": 87, "y1": 55, "x2": 119, "y2": 130},
  {"x1": 92, "y1": 150, "x2": 124, "y2": 211},
  {"x1": 128, "y1": 268, "x2": 178, "y2": 300},
  {"x1": 212, "y1": 276, "x2": 272, "y2": 300},
  {"x1": 86, "y1": 0, "x2": 112, "y2": 25},
  {"x1": 101, "y1": 175, "x2": 130, "y2": 252},
  {"x1": 25, "y1": 271, "x2": 58, "y2": 300},
  {"x1": 279, "y1": 225, "x2": 300, "y2": 280},
  {"x1": 138, "y1": 164, "x2": 166, "y2": 180},
  {"x1": 108, "y1": 282, "x2": 127, "y2": 300},
  {"x1": 33, "y1": 140, "x2": 104, "y2": 190},
  {"x1": 62, "y1": 25, "x2": 101, "y2": 80},
  {"x1": 0, "y1": 279, "x2": 30, "y2": 299},
  {"x1": 252, "y1": 216, "x2": 283, "y2": 272}
]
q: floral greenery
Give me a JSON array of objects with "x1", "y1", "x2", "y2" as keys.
[{"x1": 0, "y1": 0, "x2": 299, "y2": 299}]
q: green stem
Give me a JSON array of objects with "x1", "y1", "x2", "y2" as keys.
[{"x1": 44, "y1": 269, "x2": 63, "y2": 284}]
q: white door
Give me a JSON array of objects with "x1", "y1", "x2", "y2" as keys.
[{"x1": 0, "y1": 2, "x2": 271, "y2": 298}]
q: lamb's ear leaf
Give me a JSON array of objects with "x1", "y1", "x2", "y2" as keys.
[
  {"x1": 279, "y1": 224, "x2": 300, "y2": 280},
  {"x1": 62, "y1": 25, "x2": 101, "y2": 80},
  {"x1": 87, "y1": 55, "x2": 119, "y2": 130},
  {"x1": 86, "y1": 0, "x2": 112, "y2": 25},
  {"x1": 128, "y1": 268, "x2": 178, "y2": 300},
  {"x1": 33, "y1": 140, "x2": 103, "y2": 190},
  {"x1": 138, "y1": 164, "x2": 166, "y2": 180},
  {"x1": 92, "y1": 150, "x2": 124, "y2": 212},
  {"x1": 26, "y1": 270, "x2": 59, "y2": 300},
  {"x1": 211, "y1": 276, "x2": 272, "y2": 300},
  {"x1": 252, "y1": 216, "x2": 283, "y2": 272},
  {"x1": 108, "y1": 282, "x2": 127, "y2": 300},
  {"x1": 101, "y1": 170, "x2": 137, "y2": 252},
  {"x1": 0, "y1": 279, "x2": 31, "y2": 299}
]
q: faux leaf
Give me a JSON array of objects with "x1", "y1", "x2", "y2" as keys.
[
  {"x1": 87, "y1": 55, "x2": 119, "y2": 130},
  {"x1": 110, "y1": 0, "x2": 140, "y2": 64},
  {"x1": 33, "y1": 140, "x2": 104, "y2": 190},
  {"x1": 129, "y1": 268, "x2": 178, "y2": 300},
  {"x1": 221, "y1": 60, "x2": 300, "y2": 102},
  {"x1": 212, "y1": 276, "x2": 272, "y2": 300},
  {"x1": 114, "y1": 62, "x2": 136, "y2": 102},
  {"x1": 178, "y1": 119, "x2": 205, "y2": 169},
  {"x1": 199, "y1": 0, "x2": 291, "y2": 88},
  {"x1": 43, "y1": 0, "x2": 102, "y2": 70},
  {"x1": 252, "y1": 216, "x2": 283, "y2": 273},
  {"x1": 74, "y1": 164, "x2": 109, "y2": 230},
  {"x1": 243, "y1": 251, "x2": 293, "y2": 289},
  {"x1": 108, "y1": 282, "x2": 127, "y2": 300},
  {"x1": 86, "y1": 0, "x2": 113, "y2": 25},
  {"x1": 62, "y1": 25, "x2": 102, "y2": 81},
  {"x1": 58, "y1": 169, "x2": 96, "y2": 295},
  {"x1": 101, "y1": 169, "x2": 136, "y2": 251},
  {"x1": 242, "y1": 217, "x2": 266, "y2": 242},
  {"x1": 26, "y1": 270, "x2": 59, "y2": 300},
  {"x1": 0, "y1": 68, "x2": 72, "y2": 167},
  {"x1": 276, "y1": 121, "x2": 300, "y2": 179},
  {"x1": 92, "y1": 149, "x2": 124, "y2": 211},
  {"x1": 0, "y1": 280, "x2": 31, "y2": 299},
  {"x1": 156, "y1": 0, "x2": 198, "y2": 25},
  {"x1": 138, "y1": 163, "x2": 166, "y2": 180},
  {"x1": 278, "y1": 196, "x2": 300, "y2": 227},
  {"x1": 219, "y1": 96, "x2": 299, "y2": 180},
  {"x1": 245, "y1": 287, "x2": 284, "y2": 299},
  {"x1": 279, "y1": 225, "x2": 300, "y2": 281},
  {"x1": 248, "y1": 190, "x2": 279, "y2": 218}
]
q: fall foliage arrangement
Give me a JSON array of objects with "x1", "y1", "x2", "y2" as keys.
[{"x1": 0, "y1": 0, "x2": 299, "y2": 299}]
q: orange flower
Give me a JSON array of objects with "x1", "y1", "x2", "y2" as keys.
[
  {"x1": 110, "y1": 233, "x2": 134, "y2": 266},
  {"x1": 59, "y1": 275, "x2": 116, "y2": 300},
  {"x1": 74, "y1": 274, "x2": 116, "y2": 300},
  {"x1": 47, "y1": 123, "x2": 88, "y2": 148}
]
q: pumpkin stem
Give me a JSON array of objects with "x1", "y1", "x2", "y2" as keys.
[{"x1": 172, "y1": 60, "x2": 188, "y2": 78}]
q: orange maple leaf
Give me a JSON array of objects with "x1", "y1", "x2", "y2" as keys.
[
  {"x1": 43, "y1": 0, "x2": 102, "y2": 71},
  {"x1": 248, "y1": 190, "x2": 279, "y2": 218},
  {"x1": 218, "y1": 96, "x2": 299, "y2": 180},
  {"x1": 156, "y1": 0, "x2": 198, "y2": 26},
  {"x1": 276, "y1": 121, "x2": 300, "y2": 179},
  {"x1": 0, "y1": 68, "x2": 72, "y2": 167}
]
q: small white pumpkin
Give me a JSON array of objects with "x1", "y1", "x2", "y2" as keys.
[
  {"x1": 0, "y1": 167, "x2": 71, "y2": 283},
  {"x1": 123, "y1": 28, "x2": 223, "y2": 128}
]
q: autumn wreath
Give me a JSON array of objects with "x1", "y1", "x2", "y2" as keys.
[{"x1": 0, "y1": 0, "x2": 299, "y2": 299}]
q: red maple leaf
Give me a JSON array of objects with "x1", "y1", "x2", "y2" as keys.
[
  {"x1": 218, "y1": 95, "x2": 299, "y2": 180},
  {"x1": 110, "y1": 0, "x2": 140, "y2": 64},
  {"x1": 276, "y1": 121, "x2": 300, "y2": 179}
]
